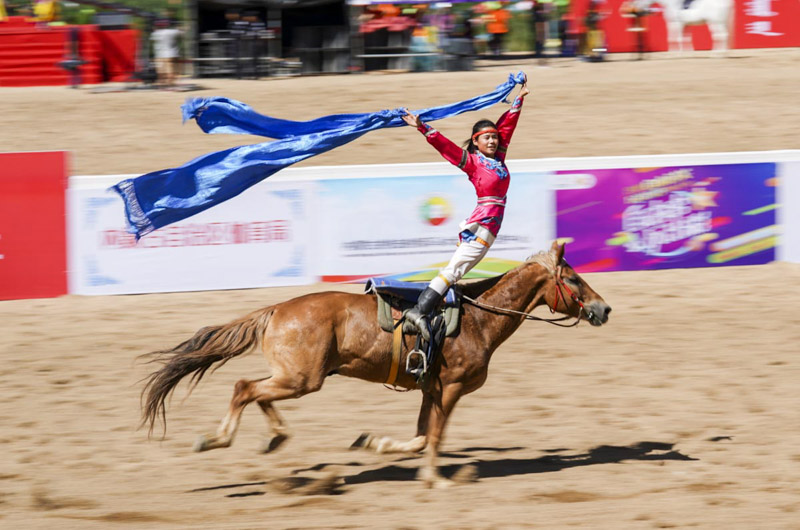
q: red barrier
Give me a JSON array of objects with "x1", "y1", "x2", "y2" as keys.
[
  {"x1": 0, "y1": 18, "x2": 138, "y2": 86},
  {"x1": 0, "y1": 152, "x2": 68, "y2": 300}
]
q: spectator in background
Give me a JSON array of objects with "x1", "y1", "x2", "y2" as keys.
[
  {"x1": 583, "y1": 0, "x2": 606, "y2": 61},
  {"x1": 560, "y1": 7, "x2": 580, "y2": 57},
  {"x1": 226, "y1": 9, "x2": 247, "y2": 79},
  {"x1": 449, "y1": 9, "x2": 475, "y2": 70},
  {"x1": 531, "y1": 0, "x2": 549, "y2": 61},
  {"x1": 58, "y1": 26, "x2": 87, "y2": 88},
  {"x1": 429, "y1": 5, "x2": 454, "y2": 59},
  {"x1": 151, "y1": 18, "x2": 182, "y2": 89},
  {"x1": 409, "y1": 8, "x2": 436, "y2": 71},
  {"x1": 242, "y1": 10, "x2": 266, "y2": 79},
  {"x1": 621, "y1": 0, "x2": 649, "y2": 60},
  {"x1": 554, "y1": 0, "x2": 570, "y2": 56},
  {"x1": 485, "y1": 4, "x2": 510, "y2": 56}
]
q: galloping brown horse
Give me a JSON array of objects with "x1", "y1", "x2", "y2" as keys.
[{"x1": 141, "y1": 242, "x2": 611, "y2": 488}]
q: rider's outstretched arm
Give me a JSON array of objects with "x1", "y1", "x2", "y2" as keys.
[
  {"x1": 495, "y1": 80, "x2": 529, "y2": 162},
  {"x1": 402, "y1": 108, "x2": 475, "y2": 173}
]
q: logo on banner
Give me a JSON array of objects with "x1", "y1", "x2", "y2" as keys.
[
  {"x1": 619, "y1": 169, "x2": 716, "y2": 258},
  {"x1": 621, "y1": 191, "x2": 714, "y2": 257},
  {"x1": 419, "y1": 196, "x2": 452, "y2": 226}
]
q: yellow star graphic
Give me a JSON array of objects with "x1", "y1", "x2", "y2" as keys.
[{"x1": 690, "y1": 188, "x2": 718, "y2": 210}]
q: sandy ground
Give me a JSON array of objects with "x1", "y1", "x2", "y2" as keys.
[{"x1": 2, "y1": 49, "x2": 800, "y2": 529}]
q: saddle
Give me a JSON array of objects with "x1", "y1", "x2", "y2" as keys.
[
  {"x1": 365, "y1": 278, "x2": 462, "y2": 387},
  {"x1": 364, "y1": 278, "x2": 461, "y2": 337}
]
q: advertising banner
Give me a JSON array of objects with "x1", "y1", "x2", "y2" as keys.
[
  {"x1": 68, "y1": 178, "x2": 313, "y2": 295},
  {"x1": 735, "y1": 0, "x2": 800, "y2": 48},
  {"x1": 556, "y1": 162, "x2": 777, "y2": 272},
  {"x1": 311, "y1": 164, "x2": 553, "y2": 282},
  {"x1": 0, "y1": 151, "x2": 68, "y2": 300},
  {"x1": 572, "y1": 0, "x2": 799, "y2": 52}
]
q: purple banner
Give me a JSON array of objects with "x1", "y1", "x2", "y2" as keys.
[{"x1": 556, "y1": 163, "x2": 777, "y2": 272}]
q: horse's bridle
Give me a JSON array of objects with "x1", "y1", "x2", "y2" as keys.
[
  {"x1": 463, "y1": 265, "x2": 593, "y2": 328},
  {"x1": 551, "y1": 265, "x2": 595, "y2": 321}
]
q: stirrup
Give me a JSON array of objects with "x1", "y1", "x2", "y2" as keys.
[{"x1": 405, "y1": 348, "x2": 427, "y2": 378}]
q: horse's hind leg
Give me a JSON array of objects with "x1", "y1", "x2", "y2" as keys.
[
  {"x1": 351, "y1": 393, "x2": 432, "y2": 454},
  {"x1": 194, "y1": 375, "x2": 315, "y2": 452},
  {"x1": 257, "y1": 400, "x2": 289, "y2": 453}
]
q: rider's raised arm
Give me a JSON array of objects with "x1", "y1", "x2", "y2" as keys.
[
  {"x1": 416, "y1": 122, "x2": 475, "y2": 174},
  {"x1": 494, "y1": 94, "x2": 524, "y2": 162}
]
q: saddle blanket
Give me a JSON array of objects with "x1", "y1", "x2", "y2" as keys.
[{"x1": 364, "y1": 278, "x2": 459, "y2": 306}]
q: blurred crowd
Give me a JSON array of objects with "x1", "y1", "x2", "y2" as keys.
[
  {"x1": 0, "y1": 0, "x2": 651, "y2": 82},
  {"x1": 357, "y1": 0, "x2": 625, "y2": 70}
]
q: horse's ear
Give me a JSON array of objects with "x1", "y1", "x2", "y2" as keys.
[{"x1": 553, "y1": 240, "x2": 565, "y2": 264}]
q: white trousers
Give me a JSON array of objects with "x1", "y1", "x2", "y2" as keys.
[{"x1": 429, "y1": 239, "x2": 490, "y2": 295}]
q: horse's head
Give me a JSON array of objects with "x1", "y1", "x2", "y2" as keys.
[{"x1": 539, "y1": 241, "x2": 612, "y2": 327}]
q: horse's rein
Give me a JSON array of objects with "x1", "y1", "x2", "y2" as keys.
[{"x1": 462, "y1": 266, "x2": 593, "y2": 328}]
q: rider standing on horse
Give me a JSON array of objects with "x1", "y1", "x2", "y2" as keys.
[{"x1": 401, "y1": 75, "x2": 529, "y2": 340}]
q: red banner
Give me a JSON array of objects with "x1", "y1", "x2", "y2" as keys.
[
  {"x1": 0, "y1": 152, "x2": 68, "y2": 300},
  {"x1": 571, "y1": 0, "x2": 799, "y2": 52}
]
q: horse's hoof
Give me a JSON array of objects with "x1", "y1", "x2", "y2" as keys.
[
  {"x1": 418, "y1": 468, "x2": 454, "y2": 489},
  {"x1": 432, "y1": 477, "x2": 455, "y2": 489},
  {"x1": 349, "y1": 433, "x2": 372, "y2": 450},
  {"x1": 421, "y1": 476, "x2": 455, "y2": 489},
  {"x1": 261, "y1": 433, "x2": 288, "y2": 454},
  {"x1": 451, "y1": 464, "x2": 478, "y2": 484},
  {"x1": 193, "y1": 435, "x2": 209, "y2": 452}
]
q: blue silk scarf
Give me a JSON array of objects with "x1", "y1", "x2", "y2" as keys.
[{"x1": 112, "y1": 72, "x2": 526, "y2": 239}]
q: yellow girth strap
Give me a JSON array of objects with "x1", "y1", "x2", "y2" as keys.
[{"x1": 385, "y1": 320, "x2": 403, "y2": 386}]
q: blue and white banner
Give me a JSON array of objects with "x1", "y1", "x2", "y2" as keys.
[
  {"x1": 68, "y1": 177, "x2": 313, "y2": 295},
  {"x1": 310, "y1": 161, "x2": 553, "y2": 281}
]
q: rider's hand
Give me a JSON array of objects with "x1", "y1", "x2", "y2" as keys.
[
  {"x1": 519, "y1": 75, "x2": 530, "y2": 98},
  {"x1": 402, "y1": 108, "x2": 423, "y2": 128}
]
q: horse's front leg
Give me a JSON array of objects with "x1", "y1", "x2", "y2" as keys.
[
  {"x1": 351, "y1": 393, "x2": 432, "y2": 454},
  {"x1": 667, "y1": 21, "x2": 683, "y2": 53},
  {"x1": 712, "y1": 24, "x2": 729, "y2": 54},
  {"x1": 418, "y1": 382, "x2": 463, "y2": 489}
]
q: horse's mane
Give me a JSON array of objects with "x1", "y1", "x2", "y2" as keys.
[
  {"x1": 525, "y1": 249, "x2": 558, "y2": 274},
  {"x1": 456, "y1": 248, "x2": 557, "y2": 298},
  {"x1": 457, "y1": 274, "x2": 506, "y2": 298}
]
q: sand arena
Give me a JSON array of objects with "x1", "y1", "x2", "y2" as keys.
[{"x1": 1, "y1": 49, "x2": 800, "y2": 528}]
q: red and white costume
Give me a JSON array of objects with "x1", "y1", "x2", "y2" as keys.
[{"x1": 417, "y1": 95, "x2": 524, "y2": 295}]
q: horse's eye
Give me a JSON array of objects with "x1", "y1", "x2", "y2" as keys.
[{"x1": 569, "y1": 276, "x2": 580, "y2": 284}]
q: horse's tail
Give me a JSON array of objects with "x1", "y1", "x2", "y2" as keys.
[{"x1": 139, "y1": 306, "x2": 275, "y2": 437}]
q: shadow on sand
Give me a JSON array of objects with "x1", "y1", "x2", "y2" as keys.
[
  {"x1": 184, "y1": 441, "x2": 695, "y2": 496},
  {"x1": 343, "y1": 441, "x2": 696, "y2": 485}
]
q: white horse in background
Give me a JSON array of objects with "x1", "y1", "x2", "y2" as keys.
[{"x1": 638, "y1": 0, "x2": 733, "y2": 52}]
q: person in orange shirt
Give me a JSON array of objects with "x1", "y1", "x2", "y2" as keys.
[{"x1": 486, "y1": 6, "x2": 510, "y2": 55}]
